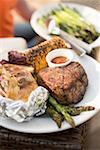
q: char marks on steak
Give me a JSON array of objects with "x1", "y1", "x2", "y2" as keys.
[{"x1": 37, "y1": 62, "x2": 88, "y2": 104}]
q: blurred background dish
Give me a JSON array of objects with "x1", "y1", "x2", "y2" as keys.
[{"x1": 31, "y1": 2, "x2": 100, "y2": 40}]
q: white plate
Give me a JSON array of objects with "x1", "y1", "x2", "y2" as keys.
[
  {"x1": 30, "y1": 2, "x2": 100, "y2": 40},
  {"x1": 0, "y1": 49, "x2": 100, "y2": 133}
]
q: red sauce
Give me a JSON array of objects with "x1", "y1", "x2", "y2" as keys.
[{"x1": 51, "y1": 56, "x2": 68, "y2": 64}]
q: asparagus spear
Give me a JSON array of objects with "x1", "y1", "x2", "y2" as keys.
[
  {"x1": 46, "y1": 105, "x2": 63, "y2": 128},
  {"x1": 38, "y1": 5, "x2": 99, "y2": 44},
  {"x1": 58, "y1": 5, "x2": 96, "y2": 33},
  {"x1": 48, "y1": 96, "x2": 95, "y2": 127},
  {"x1": 38, "y1": 18, "x2": 46, "y2": 28},
  {"x1": 64, "y1": 106, "x2": 95, "y2": 116},
  {"x1": 48, "y1": 96, "x2": 75, "y2": 128}
]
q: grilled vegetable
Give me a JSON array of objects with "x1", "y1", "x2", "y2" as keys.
[
  {"x1": 46, "y1": 105, "x2": 63, "y2": 128},
  {"x1": 48, "y1": 96, "x2": 95, "y2": 128},
  {"x1": 8, "y1": 37, "x2": 66, "y2": 73},
  {"x1": 48, "y1": 96, "x2": 75, "y2": 128},
  {"x1": 38, "y1": 4, "x2": 99, "y2": 44},
  {"x1": 64, "y1": 106, "x2": 95, "y2": 116}
]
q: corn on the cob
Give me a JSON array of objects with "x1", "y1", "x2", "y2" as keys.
[{"x1": 9, "y1": 37, "x2": 66, "y2": 73}]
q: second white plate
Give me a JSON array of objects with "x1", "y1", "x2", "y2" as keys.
[{"x1": 31, "y1": 2, "x2": 100, "y2": 41}]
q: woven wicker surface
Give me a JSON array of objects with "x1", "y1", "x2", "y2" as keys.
[{"x1": 0, "y1": 123, "x2": 87, "y2": 150}]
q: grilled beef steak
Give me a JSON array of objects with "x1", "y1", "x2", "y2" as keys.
[{"x1": 37, "y1": 62, "x2": 88, "y2": 104}]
